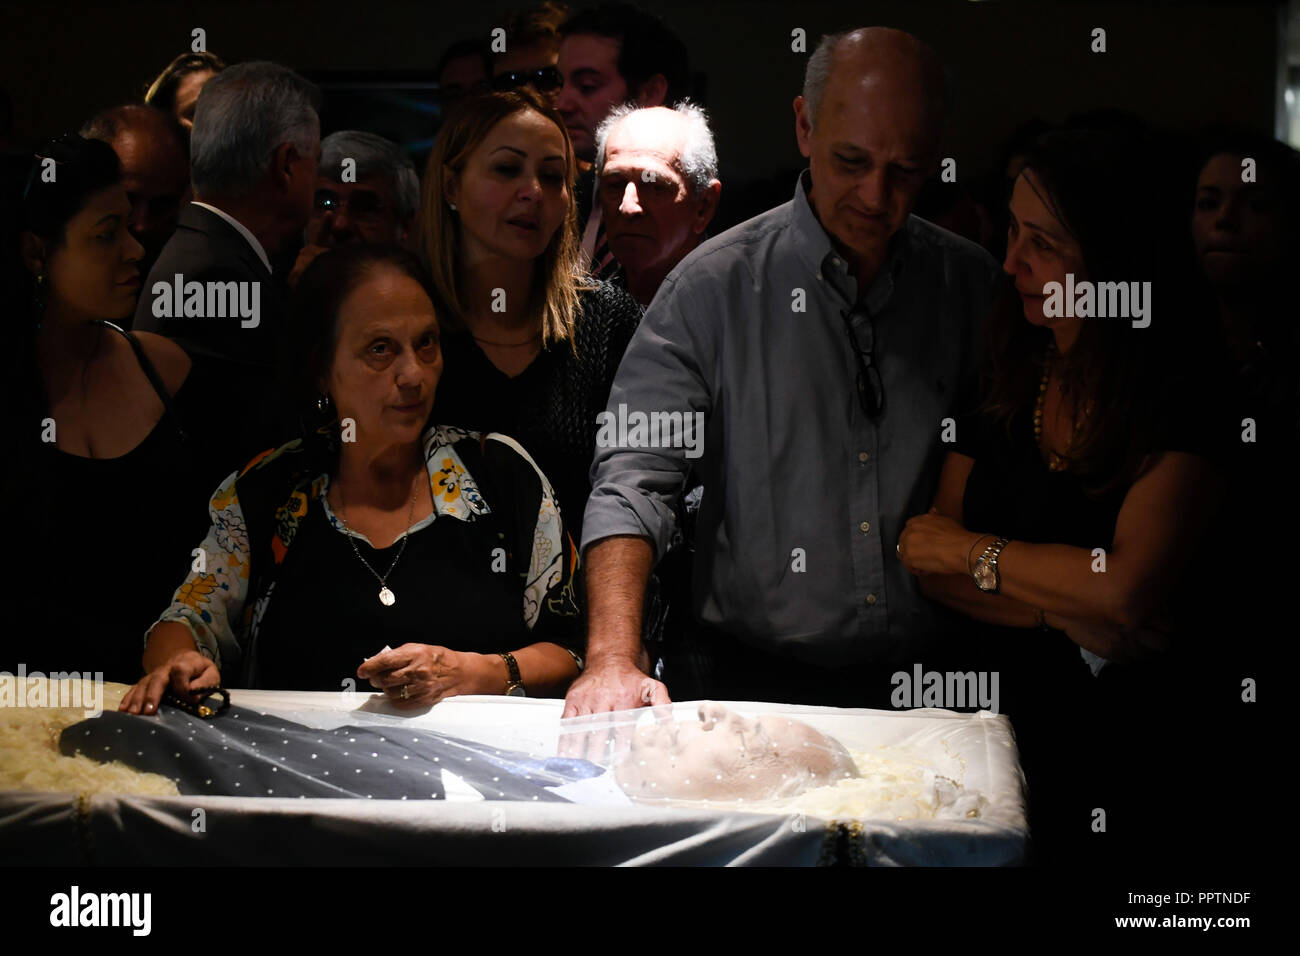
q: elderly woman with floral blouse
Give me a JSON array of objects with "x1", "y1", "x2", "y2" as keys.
[{"x1": 121, "y1": 244, "x2": 583, "y2": 714}]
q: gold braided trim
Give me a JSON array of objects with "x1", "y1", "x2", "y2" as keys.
[
  {"x1": 817, "y1": 819, "x2": 870, "y2": 866},
  {"x1": 818, "y1": 818, "x2": 840, "y2": 866},
  {"x1": 844, "y1": 820, "x2": 868, "y2": 867},
  {"x1": 73, "y1": 791, "x2": 95, "y2": 865}
]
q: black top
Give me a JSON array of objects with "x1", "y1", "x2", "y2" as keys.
[
  {"x1": 958, "y1": 407, "x2": 1127, "y2": 552},
  {"x1": 955, "y1": 384, "x2": 1228, "y2": 552},
  {"x1": 944, "y1": 375, "x2": 1230, "y2": 710},
  {"x1": 431, "y1": 281, "x2": 642, "y2": 540},
  {"x1": 227, "y1": 427, "x2": 583, "y2": 689},
  {"x1": 252, "y1": 492, "x2": 533, "y2": 691},
  {"x1": 4, "y1": 329, "x2": 258, "y2": 684},
  {"x1": 1192, "y1": 346, "x2": 1295, "y2": 676}
]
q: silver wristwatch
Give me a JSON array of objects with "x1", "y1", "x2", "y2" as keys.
[
  {"x1": 972, "y1": 537, "x2": 1010, "y2": 593},
  {"x1": 562, "y1": 646, "x2": 585, "y2": 673}
]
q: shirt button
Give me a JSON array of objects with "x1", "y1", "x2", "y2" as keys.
[
  {"x1": 858, "y1": 451, "x2": 869, "y2": 463},
  {"x1": 859, "y1": 521, "x2": 871, "y2": 534},
  {"x1": 865, "y1": 593, "x2": 878, "y2": 606}
]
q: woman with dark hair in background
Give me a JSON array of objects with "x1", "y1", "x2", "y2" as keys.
[
  {"x1": 421, "y1": 87, "x2": 642, "y2": 544},
  {"x1": 1185, "y1": 127, "x2": 1296, "y2": 809},
  {"x1": 1, "y1": 135, "x2": 236, "y2": 683},
  {"x1": 120, "y1": 244, "x2": 584, "y2": 714},
  {"x1": 143, "y1": 51, "x2": 227, "y2": 130},
  {"x1": 1190, "y1": 127, "x2": 1299, "y2": 440},
  {"x1": 897, "y1": 129, "x2": 1229, "y2": 865}
]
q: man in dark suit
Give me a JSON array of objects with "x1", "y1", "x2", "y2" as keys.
[{"x1": 135, "y1": 61, "x2": 319, "y2": 385}]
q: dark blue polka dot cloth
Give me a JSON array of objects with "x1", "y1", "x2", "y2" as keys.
[{"x1": 60, "y1": 706, "x2": 604, "y2": 801}]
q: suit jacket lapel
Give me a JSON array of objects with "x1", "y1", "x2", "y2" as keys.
[{"x1": 180, "y1": 203, "x2": 273, "y2": 282}]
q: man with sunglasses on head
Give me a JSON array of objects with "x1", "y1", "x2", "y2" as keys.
[
  {"x1": 491, "y1": 1, "x2": 569, "y2": 103},
  {"x1": 566, "y1": 28, "x2": 999, "y2": 715},
  {"x1": 287, "y1": 131, "x2": 419, "y2": 287}
]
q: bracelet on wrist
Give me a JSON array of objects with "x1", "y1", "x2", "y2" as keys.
[
  {"x1": 562, "y1": 646, "x2": 585, "y2": 673},
  {"x1": 967, "y1": 534, "x2": 995, "y2": 574}
]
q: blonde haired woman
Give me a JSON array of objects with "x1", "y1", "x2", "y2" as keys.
[{"x1": 421, "y1": 87, "x2": 642, "y2": 541}]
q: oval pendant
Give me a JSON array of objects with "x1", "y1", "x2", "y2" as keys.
[{"x1": 379, "y1": 587, "x2": 396, "y2": 606}]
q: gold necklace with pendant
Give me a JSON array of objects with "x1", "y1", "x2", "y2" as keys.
[{"x1": 334, "y1": 469, "x2": 423, "y2": 606}]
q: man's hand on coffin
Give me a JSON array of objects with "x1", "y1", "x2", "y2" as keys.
[
  {"x1": 119, "y1": 650, "x2": 222, "y2": 715},
  {"x1": 358, "y1": 643, "x2": 492, "y2": 707},
  {"x1": 559, "y1": 668, "x2": 672, "y2": 760},
  {"x1": 562, "y1": 657, "x2": 669, "y2": 718}
]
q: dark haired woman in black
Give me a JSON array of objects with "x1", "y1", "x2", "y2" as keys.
[
  {"x1": 1, "y1": 135, "x2": 238, "y2": 683},
  {"x1": 1184, "y1": 129, "x2": 1295, "y2": 848},
  {"x1": 1190, "y1": 128, "x2": 1300, "y2": 422},
  {"x1": 120, "y1": 244, "x2": 584, "y2": 714},
  {"x1": 897, "y1": 130, "x2": 1229, "y2": 864}
]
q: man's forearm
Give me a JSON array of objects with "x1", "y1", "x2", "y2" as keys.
[{"x1": 584, "y1": 535, "x2": 655, "y2": 669}]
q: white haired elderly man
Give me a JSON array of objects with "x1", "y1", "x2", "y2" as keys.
[
  {"x1": 135, "y1": 61, "x2": 319, "y2": 374},
  {"x1": 288, "y1": 130, "x2": 420, "y2": 287},
  {"x1": 593, "y1": 101, "x2": 721, "y2": 306}
]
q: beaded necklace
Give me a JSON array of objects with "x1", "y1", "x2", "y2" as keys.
[{"x1": 1032, "y1": 344, "x2": 1091, "y2": 472}]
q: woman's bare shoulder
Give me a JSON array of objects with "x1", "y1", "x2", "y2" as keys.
[{"x1": 130, "y1": 330, "x2": 193, "y2": 397}]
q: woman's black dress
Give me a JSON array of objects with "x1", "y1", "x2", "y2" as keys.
[
  {"x1": 4, "y1": 328, "x2": 260, "y2": 684},
  {"x1": 950, "y1": 384, "x2": 1226, "y2": 864},
  {"x1": 431, "y1": 280, "x2": 642, "y2": 542}
]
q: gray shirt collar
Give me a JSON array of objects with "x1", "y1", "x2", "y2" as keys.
[{"x1": 790, "y1": 168, "x2": 912, "y2": 312}]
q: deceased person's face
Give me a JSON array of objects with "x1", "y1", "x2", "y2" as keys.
[{"x1": 615, "y1": 703, "x2": 859, "y2": 802}]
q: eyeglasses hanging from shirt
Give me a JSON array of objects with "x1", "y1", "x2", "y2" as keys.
[{"x1": 840, "y1": 308, "x2": 885, "y2": 418}]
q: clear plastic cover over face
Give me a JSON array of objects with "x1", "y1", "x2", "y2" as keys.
[
  {"x1": 612, "y1": 702, "x2": 860, "y2": 801},
  {"x1": 558, "y1": 702, "x2": 991, "y2": 820}
]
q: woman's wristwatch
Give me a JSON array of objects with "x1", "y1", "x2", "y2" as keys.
[
  {"x1": 499, "y1": 652, "x2": 527, "y2": 697},
  {"x1": 972, "y1": 537, "x2": 1011, "y2": 593}
]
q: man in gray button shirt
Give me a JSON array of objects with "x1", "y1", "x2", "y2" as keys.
[{"x1": 565, "y1": 27, "x2": 999, "y2": 713}]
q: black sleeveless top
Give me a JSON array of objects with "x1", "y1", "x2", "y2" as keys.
[
  {"x1": 4, "y1": 323, "x2": 252, "y2": 684},
  {"x1": 251, "y1": 491, "x2": 532, "y2": 691},
  {"x1": 945, "y1": 373, "x2": 1230, "y2": 715},
  {"x1": 431, "y1": 281, "x2": 642, "y2": 542}
]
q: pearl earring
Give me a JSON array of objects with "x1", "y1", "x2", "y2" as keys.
[{"x1": 448, "y1": 202, "x2": 457, "y2": 212}]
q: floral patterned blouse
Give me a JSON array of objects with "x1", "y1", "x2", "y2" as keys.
[{"x1": 151, "y1": 425, "x2": 582, "y2": 686}]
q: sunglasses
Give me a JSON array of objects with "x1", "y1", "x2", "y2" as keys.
[
  {"x1": 840, "y1": 308, "x2": 885, "y2": 418},
  {"x1": 22, "y1": 132, "x2": 84, "y2": 201},
  {"x1": 491, "y1": 66, "x2": 563, "y2": 94}
]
